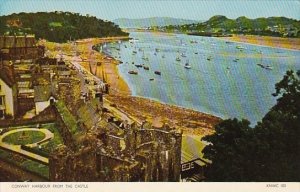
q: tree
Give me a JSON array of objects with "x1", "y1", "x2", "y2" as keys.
[
  {"x1": 255, "y1": 70, "x2": 300, "y2": 181},
  {"x1": 202, "y1": 71, "x2": 300, "y2": 181},
  {"x1": 202, "y1": 118, "x2": 254, "y2": 181},
  {"x1": 0, "y1": 12, "x2": 129, "y2": 42}
]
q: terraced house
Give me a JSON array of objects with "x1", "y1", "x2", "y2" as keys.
[{"x1": 0, "y1": 62, "x2": 18, "y2": 119}]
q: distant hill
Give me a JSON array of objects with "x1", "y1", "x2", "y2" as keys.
[
  {"x1": 158, "y1": 15, "x2": 300, "y2": 37},
  {"x1": 0, "y1": 12, "x2": 129, "y2": 43},
  {"x1": 114, "y1": 17, "x2": 201, "y2": 28}
]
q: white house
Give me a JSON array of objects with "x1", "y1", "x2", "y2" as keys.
[
  {"x1": 34, "y1": 85, "x2": 55, "y2": 115},
  {"x1": 0, "y1": 66, "x2": 18, "y2": 119}
]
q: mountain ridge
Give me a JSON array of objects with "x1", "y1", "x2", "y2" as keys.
[
  {"x1": 114, "y1": 17, "x2": 202, "y2": 28},
  {"x1": 157, "y1": 15, "x2": 300, "y2": 37}
]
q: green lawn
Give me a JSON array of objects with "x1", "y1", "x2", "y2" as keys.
[
  {"x1": 49, "y1": 22, "x2": 63, "y2": 27},
  {"x1": 2, "y1": 123, "x2": 64, "y2": 154},
  {"x1": 0, "y1": 123, "x2": 64, "y2": 179},
  {"x1": 2, "y1": 131, "x2": 46, "y2": 145}
]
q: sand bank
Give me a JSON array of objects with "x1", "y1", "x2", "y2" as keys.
[{"x1": 220, "y1": 35, "x2": 300, "y2": 51}]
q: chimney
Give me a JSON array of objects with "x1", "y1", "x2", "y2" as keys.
[
  {"x1": 2, "y1": 35, "x2": 7, "y2": 49},
  {"x1": 14, "y1": 35, "x2": 17, "y2": 61},
  {"x1": 25, "y1": 34, "x2": 27, "y2": 54},
  {"x1": 95, "y1": 92, "x2": 103, "y2": 102}
]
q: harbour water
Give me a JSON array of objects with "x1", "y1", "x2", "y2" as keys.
[{"x1": 103, "y1": 32, "x2": 300, "y2": 125}]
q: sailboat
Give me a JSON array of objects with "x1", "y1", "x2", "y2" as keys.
[
  {"x1": 176, "y1": 52, "x2": 181, "y2": 61},
  {"x1": 142, "y1": 51, "x2": 149, "y2": 61},
  {"x1": 257, "y1": 51, "x2": 273, "y2": 70},
  {"x1": 180, "y1": 39, "x2": 186, "y2": 46},
  {"x1": 257, "y1": 52, "x2": 264, "y2": 68},
  {"x1": 116, "y1": 41, "x2": 121, "y2": 51}
]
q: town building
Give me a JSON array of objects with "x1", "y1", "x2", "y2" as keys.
[
  {"x1": 34, "y1": 85, "x2": 55, "y2": 115},
  {"x1": 0, "y1": 61, "x2": 18, "y2": 119}
]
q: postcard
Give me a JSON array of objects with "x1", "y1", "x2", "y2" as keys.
[{"x1": 0, "y1": 0, "x2": 299, "y2": 191}]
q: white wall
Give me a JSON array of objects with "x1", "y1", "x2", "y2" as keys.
[
  {"x1": 0, "y1": 79, "x2": 15, "y2": 117},
  {"x1": 35, "y1": 100, "x2": 50, "y2": 115}
]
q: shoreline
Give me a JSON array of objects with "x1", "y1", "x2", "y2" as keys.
[
  {"x1": 74, "y1": 37, "x2": 132, "y2": 96},
  {"x1": 40, "y1": 37, "x2": 132, "y2": 95},
  {"x1": 105, "y1": 95, "x2": 221, "y2": 136},
  {"x1": 218, "y1": 34, "x2": 300, "y2": 51}
]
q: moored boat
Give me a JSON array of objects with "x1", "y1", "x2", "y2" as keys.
[
  {"x1": 135, "y1": 64, "x2": 143, "y2": 68},
  {"x1": 236, "y1": 45, "x2": 245, "y2": 49},
  {"x1": 154, "y1": 71, "x2": 161, "y2": 75},
  {"x1": 184, "y1": 60, "x2": 191, "y2": 69},
  {"x1": 128, "y1": 71, "x2": 138, "y2": 75}
]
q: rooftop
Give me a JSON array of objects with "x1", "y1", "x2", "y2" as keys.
[{"x1": 0, "y1": 35, "x2": 36, "y2": 49}]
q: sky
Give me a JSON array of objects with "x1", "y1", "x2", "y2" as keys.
[{"x1": 0, "y1": 0, "x2": 299, "y2": 21}]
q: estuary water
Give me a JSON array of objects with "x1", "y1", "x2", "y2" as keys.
[{"x1": 103, "y1": 32, "x2": 300, "y2": 125}]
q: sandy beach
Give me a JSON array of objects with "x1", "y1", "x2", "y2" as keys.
[
  {"x1": 105, "y1": 95, "x2": 221, "y2": 135},
  {"x1": 220, "y1": 35, "x2": 300, "y2": 51},
  {"x1": 40, "y1": 36, "x2": 222, "y2": 136}
]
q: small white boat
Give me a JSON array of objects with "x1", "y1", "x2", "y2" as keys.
[
  {"x1": 236, "y1": 45, "x2": 246, "y2": 50},
  {"x1": 265, "y1": 65, "x2": 273, "y2": 70},
  {"x1": 184, "y1": 60, "x2": 191, "y2": 69}
]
